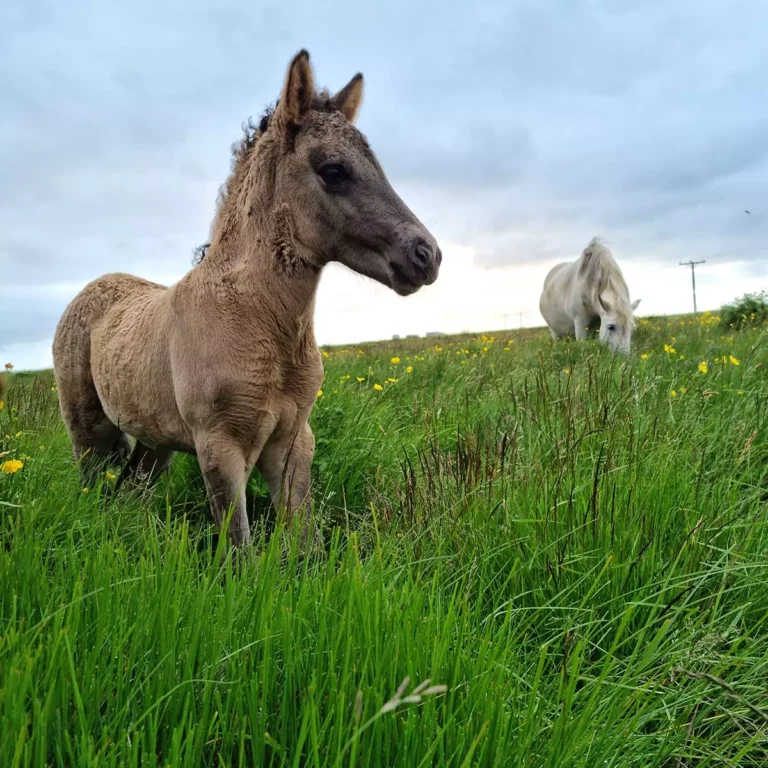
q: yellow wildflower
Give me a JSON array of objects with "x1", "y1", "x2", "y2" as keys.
[
  {"x1": 564, "y1": 368, "x2": 571, "y2": 376},
  {"x1": 356, "y1": 377, "x2": 365, "y2": 383},
  {"x1": 737, "y1": 390, "x2": 744, "y2": 396},
  {"x1": 729, "y1": 355, "x2": 740, "y2": 366},
  {"x1": 1, "y1": 459, "x2": 23, "y2": 474},
  {"x1": 14, "y1": 432, "x2": 21, "y2": 439},
  {"x1": 390, "y1": 357, "x2": 400, "y2": 365},
  {"x1": 434, "y1": 346, "x2": 443, "y2": 352},
  {"x1": 698, "y1": 361, "x2": 708, "y2": 374},
  {"x1": 663, "y1": 344, "x2": 676, "y2": 354},
  {"x1": 373, "y1": 383, "x2": 383, "y2": 391},
  {"x1": 387, "y1": 378, "x2": 397, "y2": 383},
  {"x1": 679, "y1": 355, "x2": 685, "y2": 360},
  {"x1": 670, "y1": 390, "x2": 677, "y2": 398},
  {"x1": 317, "y1": 389, "x2": 323, "y2": 397},
  {"x1": 482, "y1": 347, "x2": 489, "y2": 354},
  {"x1": 0, "y1": 401, "x2": 4, "y2": 412},
  {"x1": 679, "y1": 387, "x2": 687, "y2": 394},
  {"x1": 105, "y1": 471, "x2": 116, "y2": 481},
  {"x1": 82, "y1": 487, "x2": 90, "y2": 494},
  {"x1": 406, "y1": 366, "x2": 413, "y2": 374},
  {"x1": 640, "y1": 353, "x2": 649, "y2": 360},
  {"x1": 322, "y1": 351, "x2": 330, "y2": 359}
]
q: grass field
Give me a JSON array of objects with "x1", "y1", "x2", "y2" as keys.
[{"x1": 1, "y1": 312, "x2": 767, "y2": 766}]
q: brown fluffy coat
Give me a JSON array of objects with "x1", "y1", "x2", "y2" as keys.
[{"x1": 52, "y1": 50, "x2": 440, "y2": 546}]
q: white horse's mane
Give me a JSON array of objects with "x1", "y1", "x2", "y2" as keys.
[{"x1": 578, "y1": 238, "x2": 635, "y2": 328}]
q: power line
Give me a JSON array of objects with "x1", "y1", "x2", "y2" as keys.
[{"x1": 679, "y1": 260, "x2": 705, "y2": 313}]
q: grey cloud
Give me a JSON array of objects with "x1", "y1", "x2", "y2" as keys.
[{"x1": 2, "y1": 0, "x2": 768, "y2": 365}]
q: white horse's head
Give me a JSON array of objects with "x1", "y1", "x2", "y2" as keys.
[{"x1": 598, "y1": 295, "x2": 641, "y2": 354}]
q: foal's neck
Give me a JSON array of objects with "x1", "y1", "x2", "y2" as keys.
[{"x1": 195, "y1": 229, "x2": 321, "y2": 356}]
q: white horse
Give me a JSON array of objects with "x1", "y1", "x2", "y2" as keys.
[{"x1": 539, "y1": 238, "x2": 640, "y2": 354}]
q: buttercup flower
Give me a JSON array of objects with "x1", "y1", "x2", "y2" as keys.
[
  {"x1": 105, "y1": 470, "x2": 116, "y2": 481},
  {"x1": 406, "y1": 366, "x2": 413, "y2": 374},
  {"x1": 317, "y1": 389, "x2": 323, "y2": 397},
  {"x1": 729, "y1": 355, "x2": 740, "y2": 366},
  {"x1": 564, "y1": 368, "x2": 571, "y2": 375},
  {"x1": 390, "y1": 357, "x2": 400, "y2": 365},
  {"x1": 640, "y1": 353, "x2": 649, "y2": 360},
  {"x1": 698, "y1": 361, "x2": 708, "y2": 374},
  {"x1": 1, "y1": 459, "x2": 23, "y2": 474},
  {"x1": 670, "y1": 390, "x2": 677, "y2": 398},
  {"x1": 373, "y1": 383, "x2": 383, "y2": 391},
  {"x1": 387, "y1": 378, "x2": 397, "y2": 383},
  {"x1": 663, "y1": 344, "x2": 676, "y2": 354},
  {"x1": 356, "y1": 377, "x2": 365, "y2": 383}
]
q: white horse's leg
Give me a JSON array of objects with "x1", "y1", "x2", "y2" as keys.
[{"x1": 574, "y1": 314, "x2": 591, "y2": 341}]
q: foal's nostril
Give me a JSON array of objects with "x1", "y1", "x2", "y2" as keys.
[
  {"x1": 413, "y1": 240, "x2": 432, "y2": 269},
  {"x1": 435, "y1": 246, "x2": 443, "y2": 267}
]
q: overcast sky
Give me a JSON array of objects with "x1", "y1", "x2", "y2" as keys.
[{"x1": 2, "y1": 0, "x2": 767, "y2": 369}]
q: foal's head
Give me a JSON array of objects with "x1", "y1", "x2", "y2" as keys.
[
  {"x1": 597, "y1": 294, "x2": 641, "y2": 354},
  {"x1": 230, "y1": 50, "x2": 441, "y2": 296}
]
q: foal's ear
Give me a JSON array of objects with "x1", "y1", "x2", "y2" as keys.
[
  {"x1": 631, "y1": 299, "x2": 641, "y2": 311},
  {"x1": 331, "y1": 73, "x2": 364, "y2": 122},
  {"x1": 275, "y1": 50, "x2": 315, "y2": 127}
]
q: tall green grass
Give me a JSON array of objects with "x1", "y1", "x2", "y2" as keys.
[{"x1": 1, "y1": 312, "x2": 767, "y2": 766}]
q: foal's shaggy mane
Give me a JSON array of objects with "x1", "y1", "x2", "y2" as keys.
[
  {"x1": 194, "y1": 92, "x2": 343, "y2": 263},
  {"x1": 579, "y1": 237, "x2": 635, "y2": 327}
]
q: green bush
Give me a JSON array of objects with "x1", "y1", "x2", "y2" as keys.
[{"x1": 720, "y1": 289, "x2": 768, "y2": 330}]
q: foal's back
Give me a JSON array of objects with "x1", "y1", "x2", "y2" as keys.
[{"x1": 53, "y1": 272, "x2": 170, "y2": 466}]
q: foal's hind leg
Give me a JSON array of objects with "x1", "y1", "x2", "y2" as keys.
[
  {"x1": 60, "y1": 397, "x2": 130, "y2": 484},
  {"x1": 114, "y1": 443, "x2": 172, "y2": 494}
]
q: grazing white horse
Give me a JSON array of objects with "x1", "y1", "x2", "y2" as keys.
[{"x1": 539, "y1": 238, "x2": 640, "y2": 354}]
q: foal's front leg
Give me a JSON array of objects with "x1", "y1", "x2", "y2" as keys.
[
  {"x1": 257, "y1": 421, "x2": 318, "y2": 547},
  {"x1": 195, "y1": 432, "x2": 252, "y2": 547}
]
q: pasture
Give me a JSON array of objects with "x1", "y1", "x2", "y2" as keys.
[{"x1": 1, "y1": 312, "x2": 767, "y2": 766}]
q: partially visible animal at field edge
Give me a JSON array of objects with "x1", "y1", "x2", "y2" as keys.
[
  {"x1": 539, "y1": 238, "x2": 640, "y2": 354},
  {"x1": 52, "y1": 49, "x2": 441, "y2": 548}
]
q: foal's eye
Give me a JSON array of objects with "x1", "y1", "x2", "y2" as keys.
[
  {"x1": 317, "y1": 164, "x2": 349, "y2": 186},
  {"x1": 607, "y1": 324, "x2": 617, "y2": 332}
]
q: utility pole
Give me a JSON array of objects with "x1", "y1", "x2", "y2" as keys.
[
  {"x1": 518, "y1": 312, "x2": 523, "y2": 328},
  {"x1": 679, "y1": 260, "x2": 705, "y2": 313}
]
